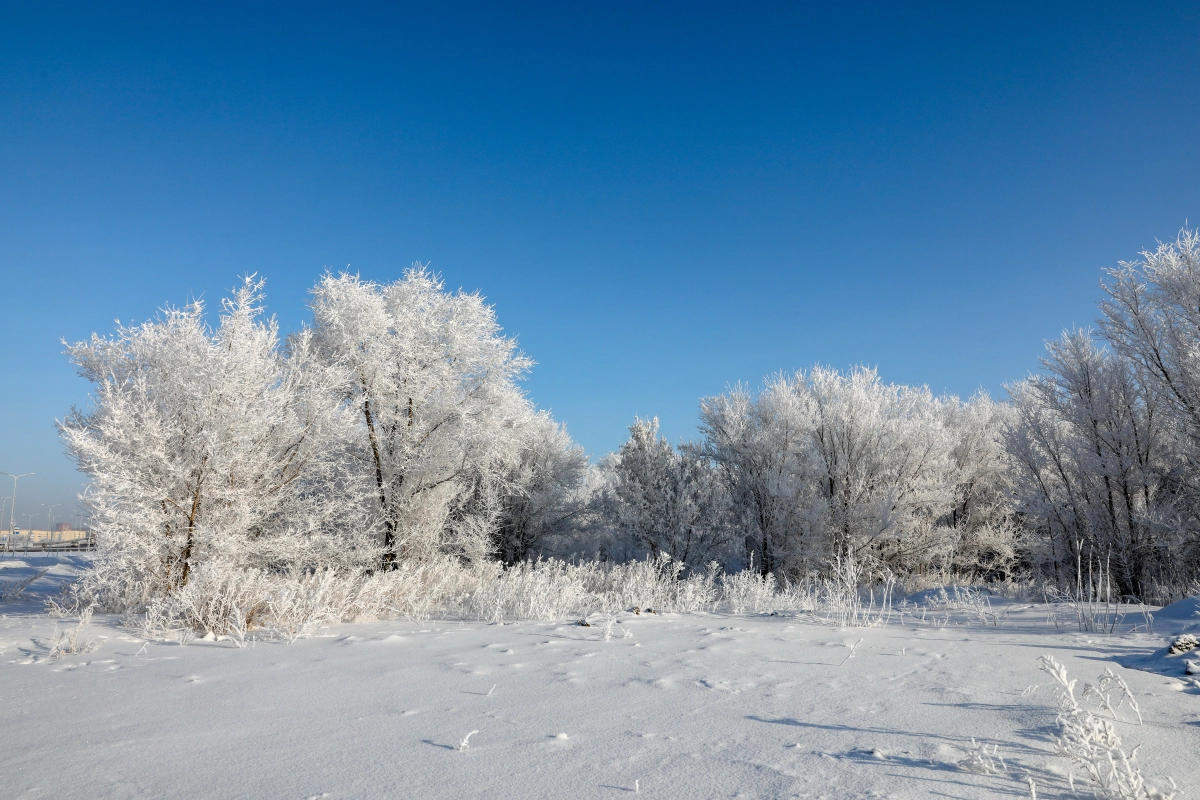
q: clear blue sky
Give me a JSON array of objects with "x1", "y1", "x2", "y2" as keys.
[{"x1": 2, "y1": 2, "x2": 1199, "y2": 524}]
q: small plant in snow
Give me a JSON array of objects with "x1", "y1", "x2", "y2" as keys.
[
  {"x1": 1037, "y1": 655, "x2": 1176, "y2": 799},
  {"x1": 0, "y1": 568, "x2": 48, "y2": 602},
  {"x1": 721, "y1": 566, "x2": 782, "y2": 615},
  {"x1": 1045, "y1": 548, "x2": 1126, "y2": 634},
  {"x1": 957, "y1": 738, "x2": 1006, "y2": 775},
  {"x1": 222, "y1": 604, "x2": 249, "y2": 648},
  {"x1": 49, "y1": 606, "x2": 98, "y2": 660},
  {"x1": 1083, "y1": 668, "x2": 1142, "y2": 726},
  {"x1": 822, "y1": 554, "x2": 894, "y2": 628},
  {"x1": 924, "y1": 585, "x2": 1011, "y2": 627},
  {"x1": 458, "y1": 730, "x2": 479, "y2": 751},
  {"x1": 838, "y1": 638, "x2": 863, "y2": 666}
]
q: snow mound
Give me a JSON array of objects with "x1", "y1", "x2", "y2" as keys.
[{"x1": 1153, "y1": 596, "x2": 1200, "y2": 635}]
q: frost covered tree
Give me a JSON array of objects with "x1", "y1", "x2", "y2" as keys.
[
  {"x1": 309, "y1": 268, "x2": 537, "y2": 569},
  {"x1": 700, "y1": 367, "x2": 961, "y2": 578},
  {"x1": 60, "y1": 278, "x2": 365, "y2": 604},
  {"x1": 802, "y1": 367, "x2": 954, "y2": 569},
  {"x1": 492, "y1": 412, "x2": 589, "y2": 564},
  {"x1": 1006, "y1": 331, "x2": 1179, "y2": 597},
  {"x1": 1098, "y1": 229, "x2": 1200, "y2": 563},
  {"x1": 938, "y1": 394, "x2": 1020, "y2": 578},
  {"x1": 602, "y1": 417, "x2": 731, "y2": 571},
  {"x1": 699, "y1": 378, "x2": 815, "y2": 575},
  {"x1": 1100, "y1": 229, "x2": 1200, "y2": 451}
]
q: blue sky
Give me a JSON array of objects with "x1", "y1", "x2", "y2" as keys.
[{"x1": 2, "y1": 2, "x2": 1199, "y2": 523}]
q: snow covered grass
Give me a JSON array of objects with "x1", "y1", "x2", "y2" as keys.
[
  {"x1": 957, "y1": 736, "x2": 1007, "y2": 776},
  {"x1": 1053, "y1": 550, "x2": 1128, "y2": 634},
  {"x1": 821, "y1": 554, "x2": 894, "y2": 628},
  {"x1": 88, "y1": 555, "x2": 727, "y2": 639},
  {"x1": 920, "y1": 584, "x2": 1013, "y2": 627},
  {"x1": 62, "y1": 553, "x2": 916, "y2": 640},
  {"x1": 48, "y1": 606, "x2": 98, "y2": 660},
  {"x1": 1038, "y1": 655, "x2": 1177, "y2": 799},
  {"x1": 0, "y1": 567, "x2": 47, "y2": 601}
]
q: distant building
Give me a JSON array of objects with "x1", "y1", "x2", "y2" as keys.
[{"x1": 56, "y1": 522, "x2": 72, "y2": 531}]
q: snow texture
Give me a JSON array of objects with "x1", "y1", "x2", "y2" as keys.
[{"x1": 2, "y1": 555, "x2": 1197, "y2": 799}]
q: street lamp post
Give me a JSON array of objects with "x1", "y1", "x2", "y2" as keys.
[
  {"x1": 0, "y1": 472, "x2": 33, "y2": 553},
  {"x1": 43, "y1": 503, "x2": 60, "y2": 545},
  {"x1": 22, "y1": 514, "x2": 35, "y2": 549},
  {"x1": 0, "y1": 497, "x2": 9, "y2": 552},
  {"x1": 43, "y1": 503, "x2": 60, "y2": 532}
]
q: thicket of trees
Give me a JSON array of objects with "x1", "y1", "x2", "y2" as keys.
[
  {"x1": 63, "y1": 234, "x2": 1200, "y2": 609},
  {"x1": 692, "y1": 369, "x2": 1015, "y2": 581}
]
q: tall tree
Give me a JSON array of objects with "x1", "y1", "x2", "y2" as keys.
[
  {"x1": 493, "y1": 412, "x2": 588, "y2": 564},
  {"x1": 699, "y1": 378, "x2": 815, "y2": 575},
  {"x1": 1006, "y1": 331, "x2": 1176, "y2": 597},
  {"x1": 60, "y1": 278, "x2": 359, "y2": 601},
  {"x1": 604, "y1": 418, "x2": 732, "y2": 571},
  {"x1": 309, "y1": 268, "x2": 535, "y2": 569}
]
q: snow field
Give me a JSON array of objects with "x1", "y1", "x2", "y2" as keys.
[{"x1": 2, "y1": 560, "x2": 1197, "y2": 799}]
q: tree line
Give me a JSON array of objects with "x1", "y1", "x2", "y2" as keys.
[{"x1": 61, "y1": 232, "x2": 1200, "y2": 606}]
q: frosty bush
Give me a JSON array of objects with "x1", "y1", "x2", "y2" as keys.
[
  {"x1": 455, "y1": 554, "x2": 720, "y2": 622},
  {"x1": 84, "y1": 551, "x2": 905, "y2": 640},
  {"x1": 135, "y1": 557, "x2": 476, "y2": 638},
  {"x1": 48, "y1": 607, "x2": 98, "y2": 660}
]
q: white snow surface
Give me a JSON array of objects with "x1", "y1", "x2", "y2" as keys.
[
  {"x1": 1154, "y1": 597, "x2": 1200, "y2": 635},
  {"x1": 2, "y1": 556, "x2": 1198, "y2": 799}
]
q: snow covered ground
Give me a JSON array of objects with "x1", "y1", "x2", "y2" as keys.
[{"x1": 2, "y1": 556, "x2": 1197, "y2": 799}]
